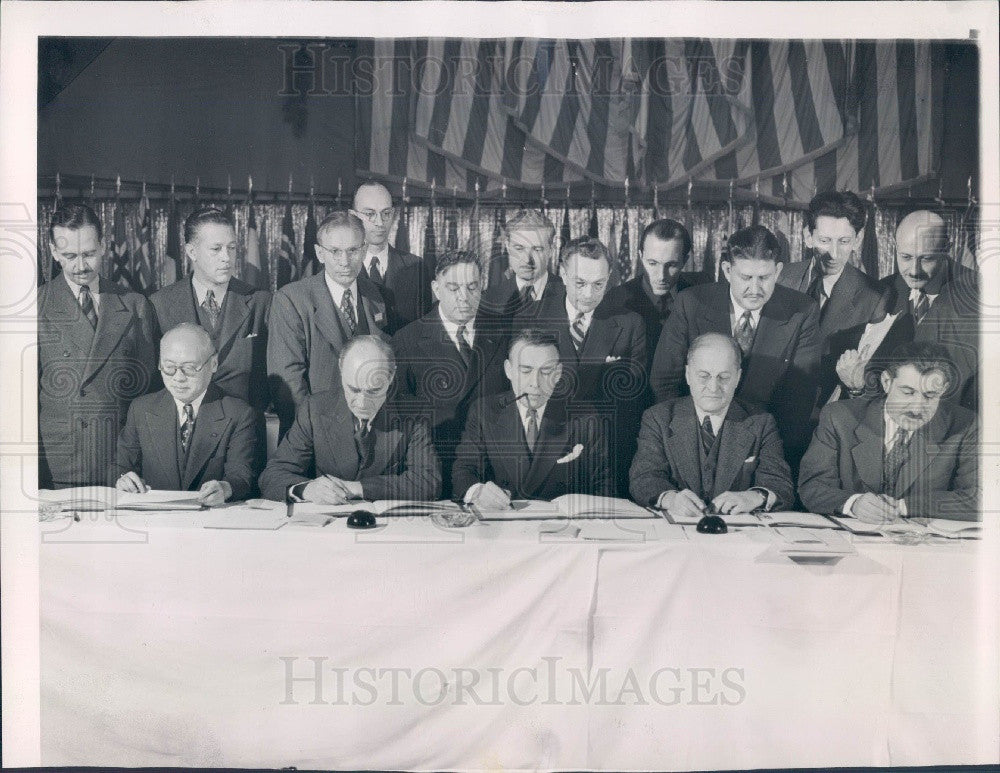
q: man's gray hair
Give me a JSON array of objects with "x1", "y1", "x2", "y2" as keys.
[
  {"x1": 338, "y1": 334, "x2": 396, "y2": 370},
  {"x1": 162, "y1": 322, "x2": 217, "y2": 356},
  {"x1": 318, "y1": 210, "x2": 366, "y2": 243},
  {"x1": 687, "y1": 332, "x2": 742, "y2": 370}
]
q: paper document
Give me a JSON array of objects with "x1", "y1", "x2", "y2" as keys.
[
  {"x1": 113, "y1": 490, "x2": 204, "y2": 510},
  {"x1": 290, "y1": 500, "x2": 462, "y2": 517},
  {"x1": 476, "y1": 496, "x2": 652, "y2": 521}
]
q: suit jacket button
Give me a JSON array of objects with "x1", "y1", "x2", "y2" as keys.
[
  {"x1": 62, "y1": 351, "x2": 70, "y2": 357},
  {"x1": 80, "y1": 420, "x2": 89, "y2": 429},
  {"x1": 79, "y1": 388, "x2": 86, "y2": 397}
]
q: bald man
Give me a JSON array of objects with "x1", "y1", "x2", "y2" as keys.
[
  {"x1": 267, "y1": 211, "x2": 391, "y2": 436},
  {"x1": 830, "y1": 210, "x2": 979, "y2": 409},
  {"x1": 112, "y1": 323, "x2": 258, "y2": 504},
  {"x1": 630, "y1": 333, "x2": 793, "y2": 518},
  {"x1": 351, "y1": 182, "x2": 430, "y2": 332},
  {"x1": 259, "y1": 335, "x2": 441, "y2": 503}
]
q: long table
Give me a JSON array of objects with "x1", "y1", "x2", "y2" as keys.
[{"x1": 39, "y1": 509, "x2": 998, "y2": 769}]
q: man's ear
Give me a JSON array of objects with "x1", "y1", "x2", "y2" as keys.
[
  {"x1": 184, "y1": 241, "x2": 196, "y2": 263},
  {"x1": 503, "y1": 358, "x2": 513, "y2": 383},
  {"x1": 209, "y1": 354, "x2": 220, "y2": 375},
  {"x1": 802, "y1": 226, "x2": 815, "y2": 249},
  {"x1": 720, "y1": 260, "x2": 732, "y2": 283},
  {"x1": 772, "y1": 261, "x2": 783, "y2": 280},
  {"x1": 880, "y1": 370, "x2": 892, "y2": 393}
]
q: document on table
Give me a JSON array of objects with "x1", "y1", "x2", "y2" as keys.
[
  {"x1": 290, "y1": 500, "x2": 462, "y2": 517},
  {"x1": 38, "y1": 487, "x2": 203, "y2": 511},
  {"x1": 477, "y1": 496, "x2": 652, "y2": 521},
  {"x1": 829, "y1": 514, "x2": 981, "y2": 539},
  {"x1": 660, "y1": 509, "x2": 838, "y2": 529}
]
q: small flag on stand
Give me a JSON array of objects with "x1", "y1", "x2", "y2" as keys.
[
  {"x1": 132, "y1": 183, "x2": 155, "y2": 294},
  {"x1": 276, "y1": 199, "x2": 298, "y2": 289},
  {"x1": 244, "y1": 189, "x2": 269, "y2": 291},
  {"x1": 302, "y1": 189, "x2": 320, "y2": 277},
  {"x1": 110, "y1": 177, "x2": 134, "y2": 290},
  {"x1": 42, "y1": 174, "x2": 64, "y2": 285},
  {"x1": 163, "y1": 181, "x2": 183, "y2": 287},
  {"x1": 487, "y1": 206, "x2": 507, "y2": 292},
  {"x1": 617, "y1": 204, "x2": 631, "y2": 284},
  {"x1": 560, "y1": 191, "x2": 571, "y2": 257},
  {"x1": 422, "y1": 184, "x2": 438, "y2": 280}
]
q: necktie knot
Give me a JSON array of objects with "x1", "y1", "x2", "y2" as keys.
[
  {"x1": 520, "y1": 284, "x2": 536, "y2": 304},
  {"x1": 369, "y1": 256, "x2": 383, "y2": 284},
  {"x1": 911, "y1": 290, "x2": 930, "y2": 324},
  {"x1": 701, "y1": 415, "x2": 715, "y2": 437},
  {"x1": 78, "y1": 284, "x2": 98, "y2": 328}
]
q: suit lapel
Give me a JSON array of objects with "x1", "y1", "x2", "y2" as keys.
[
  {"x1": 741, "y1": 299, "x2": 790, "y2": 391},
  {"x1": 215, "y1": 283, "x2": 252, "y2": 359},
  {"x1": 850, "y1": 400, "x2": 885, "y2": 492},
  {"x1": 46, "y1": 277, "x2": 97, "y2": 361},
  {"x1": 522, "y1": 402, "x2": 570, "y2": 495},
  {"x1": 319, "y1": 400, "x2": 360, "y2": 479},
  {"x1": 365, "y1": 406, "x2": 398, "y2": 479},
  {"x1": 893, "y1": 409, "x2": 946, "y2": 498},
  {"x1": 183, "y1": 390, "x2": 229, "y2": 489},
  {"x1": 665, "y1": 399, "x2": 703, "y2": 495},
  {"x1": 487, "y1": 399, "x2": 527, "y2": 490},
  {"x1": 696, "y1": 285, "x2": 733, "y2": 336},
  {"x1": 358, "y1": 273, "x2": 388, "y2": 333},
  {"x1": 146, "y1": 390, "x2": 182, "y2": 490},
  {"x1": 83, "y1": 284, "x2": 132, "y2": 385},
  {"x1": 580, "y1": 312, "x2": 622, "y2": 361},
  {"x1": 712, "y1": 402, "x2": 755, "y2": 496},
  {"x1": 309, "y1": 273, "x2": 347, "y2": 352}
]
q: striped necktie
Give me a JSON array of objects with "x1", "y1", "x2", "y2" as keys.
[
  {"x1": 341, "y1": 288, "x2": 357, "y2": 335},
  {"x1": 78, "y1": 284, "x2": 98, "y2": 328},
  {"x1": 570, "y1": 312, "x2": 587, "y2": 353}
]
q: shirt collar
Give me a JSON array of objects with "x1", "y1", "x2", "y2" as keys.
[
  {"x1": 908, "y1": 287, "x2": 939, "y2": 302},
  {"x1": 325, "y1": 272, "x2": 359, "y2": 307},
  {"x1": 437, "y1": 305, "x2": 476, "y2": 344},
  {"x1": 516, "y1": 272, "x2": 548, "y2": 297},
  {"x1": 191, "y1": 275, "x2": 229, "y2": 307},
  {"x1": 365, "y1": 246, "x2": 389, "y2": 273},
  {"x1": 173, "y1": 390, "x2": 208, "y2": 422},
  {"x1": 729, "y1": 291, "x2": 761, "y2": 326},
  {"x1": 64, "y1": 273, "x2": 100, "y2": 306},
  {"x1": 882, "y1": 406, "x2": 912, "y2": 447},
  {"x1": 515, "y1": 397, "x2": 546, "y2": 429},
  {"x1": 565, "y1": 295, "x2": 594, "y2": 325},
  {"x1": 694, "y1": 405, "x2": 726, "y2": 435}
]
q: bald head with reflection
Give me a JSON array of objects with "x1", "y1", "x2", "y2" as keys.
[
  {"x1": 338, "y1": 335, "x2": 396, "y2": 422},
  {"x1": 895, "y1": 210, "x2": 950, "y2": 293}
]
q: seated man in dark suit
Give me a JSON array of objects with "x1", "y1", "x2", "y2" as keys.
[
  {"x1": 392, "y1": 250, "x2": 507, "y2": 497},
  {"x1": 151, "y1": 207, "x2": 271, "y2": 413},
  {"x1": 267, "y1": 211, "x2": 390, "y2": 436},
  {"x1": 630, "y1": 333, "x2": 793, "y2": 518},
  {"x1": 799, "y1": 342, "x2": 978, "y2": 522},
  {"x1": 650, "y1": 224, "x2": 821, "y2": 471},
  {"x1": 350, "y1": 182, "x2": 429, "y2": 332},
  {"x1": 452, "y1": 329, "x2": 612, "y2": 508},
  {"x1": 777, "y1": 191, "x2": 881, "y2": 407},
  {"x1": 259, "y1": 335, "x2": 441, "y2": 503},
  {"x1": 113, "y1": 323, "x2": 257, "y2": 504},
  {"x1": 604, "y1": 218, "x2": 702, "y2": 371}
]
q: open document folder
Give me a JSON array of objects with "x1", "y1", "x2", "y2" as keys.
[
  {"x1": 38, "y1": 487, "x2": 204, "y2": 511},
  {"x1": 829, "y1": 514, "x2": 981, "y2": 539},
  {"x1": 475, "y1": 495, "x2": 653, "y2": 520}
]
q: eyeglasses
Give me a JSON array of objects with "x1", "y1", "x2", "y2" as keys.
[
  {"x1": 159, "y1": 356, "x2": 213, "y2": 378},
  {"x1": 316, "y1": 243, "x2": 365, "y2": 260},
  {"x1": 356, "y1": 207, "x2": 395, "y2": 224}
]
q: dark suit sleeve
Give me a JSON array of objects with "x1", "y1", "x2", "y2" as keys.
[
  {"x1": 221, "y1": 403, "x2": 259, "y2": 501},
  {"x1": 905, "y1": 423, "x2": 979, "y2": 521},
  {"x1": 111, "y1": 401, "x2": 144, "y2": 483},
  {"x1": 266, "y1": 289, "x2": 309, "y2": 427},
  {"x1": 649, "y1": 294, "x2": 692, "y2": 402},
  {"x1": 774, "y1": 301, "x2": 822, "y2": 451},
  {"x1": 629, "y1": 408, "x2": 680, "y2": 506},
  {"x1": 797, "y1": 404, "x2": 854, "y2": 515},
  {"x1": 359, "y1": 418, "x2": 442, "y2": 501},
  {"x1": 258, "y1": 396, "x2": 317, "y2": 501},
  {"x1": 249, "y1": 291, "x2": 273, "y2": 413},
  {"x1": 136, "y1": 297, "x2": 160, "y2": 395},
  {"x1": 452, "y1": 400, "x2": 490, "y2": 498},
  {"x1": 750, "y1": 413, "x2": 795, "y2": 510}
]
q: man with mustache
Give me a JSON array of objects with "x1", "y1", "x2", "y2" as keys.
[
  {"x1": 650, "y1": 224, "x2": 821, "y2": 472},
  {"x1": 833, "y1": 210, "x2": 979, "y2": 410},
  {"x1": 350, "y1": 182, "x2": 429, "y2": 333},
  {"x1": 777, "y1": 191, "x2": 881, "y2": 406},
  {"x1": 38, "y1": 203, "x2": 157, "y2": 488},
  {"x1": 799, "y1": 342, "x2": 977, "y2": 522}
]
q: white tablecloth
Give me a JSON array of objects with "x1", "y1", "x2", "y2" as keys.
[{"x1": 39, "y1": 511, "x2": 998, "y2": 769}]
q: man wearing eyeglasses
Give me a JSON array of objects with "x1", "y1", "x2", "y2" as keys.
[
  {"x1": 350, "y1": 182, "x2": 429, "y2": 332},
  {"x1": 113, "y1": 323, "x2": 258, "y2": 504},
  {"x1": 267, "y1": 211, "x2": 390, "y2": 436}
]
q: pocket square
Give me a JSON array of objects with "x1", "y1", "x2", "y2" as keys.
[
  {"x1": 557, "y1": 444, "x2": 584, "y2": 464},
  {"x1": 374, "y1": 312, "x2": 386, "y2": 325},
  {"x1": 743, "y1": 455, "x2": 756, "y2": 464},
  {"x1": 244, "y1": 332, "x2": 258, "y2": 339},
  {"x1": 604, "y1": 355, "x2": 622, "y2": 363}
]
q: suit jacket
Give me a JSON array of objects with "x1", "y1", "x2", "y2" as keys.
[
  {"x1": 38, "y1": 276, "x2": 157, "y2": 487},
  {"x1": 391, "y1": 310, "x2": 508, "y2": 497},
  {"x1": 258, "y1": 389, "x2": 442, "y2": 502},
  {"x1": 629, "y1": 396, "x2": 794, "y2": 509},
  {"x1": 267, "y1": 270, "x2": 390, "y2": 432},
  {"x1": 150, "y1": 277, "x2": 271, "y2": 411},
  {"x1": 112, "y1": 385, "x2": 258, "y2": 500},
  {"x1": 452, "y1": 393, "x2": 613, "y2": 501},
  {"x1": 479, "y1": 271, "x2": 568, "y2": 330},
  {"x1": 649, "y1": 281, "x2": 821, "y2": 452},
  {"x1": 361, "y1": 245, "x2": 431, "y2": 334},
  {"x1": 798, "y1": 396, "x2": 978, "y2": 520},
  {"x1": 604, "y1": 272, "x2": 702, "y2": 371}
]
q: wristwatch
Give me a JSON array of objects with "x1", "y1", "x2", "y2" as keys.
[{"x1": 748, "y1": 487, "x2": 769, "y2": 512}]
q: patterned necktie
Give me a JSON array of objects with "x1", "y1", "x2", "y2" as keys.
[
  {"x1": 911, "y1": 290, "x2": 930, "y2": 325},
  {"x1": 524, "y1": 407, "x2": 539, "y2": 453},
  {"x1": 202, "y1": 289, "x2": 221, "y2": 333},
  {"x1": 78, "y1": 284, "x2": 98, "y2": 329},
  {"x1": 341, "y1": 287, "x2": 357, "y2": 335},
  {"x1": 180, "y1": 403, "x2": 195, "y2": 453},
  {"x1": 735, "y1": 310, "x2": 755, "y2": 355},
  {"x1": 369, "y1": 256, "x2": 383, "y2": 285},
  {"x1": 883, "y1": 426, "x2": 911, "y2": 496},
  {"x1": 570, "y1": 312, "x2": 587, "y2": 353},
  {"x1": 455, "y1": 323, "x2": 473, "y2": 367},
  {"x1": 700, "y1": 414, "x2": 717, "y2": 456}
]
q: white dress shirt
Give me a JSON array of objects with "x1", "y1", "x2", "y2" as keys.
[
  {"x1": 842, "y1": 407, "x2": 911, "y2": 517},
  {"x1": 516, "y1": 272, "x2": 549, "y2": 300},
  {"x1": 909, "y1": 287, "x2": 939, "y2": 311},
  {"x1": 565, "y1": 297, "x2": 594, "y2": 336},
  {"x1": 192, "y1": 275, "x2": 229, "y2": 307},
  {"x1": 64, "y1": 274, "x2": 101, "y2": 313},
  {"x1": 438, "y1": 306, "x2": 476, "y2": 350}
]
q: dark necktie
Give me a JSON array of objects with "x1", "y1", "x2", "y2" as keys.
[
  {"x1": 807, "y1": 266, "x2": 826, "y2": 308},
  {"x1": 202, "y1": 289, "x2": 221, "y2": 333},
  {"x1": 341, "y1": 288, "x2": 357, "y2": 335},
  {"x1": 520, "y1": 284, "x2": 536, "y2": 305},
  {"x1": 699, "y1": 414, "x2": 716, "y2": 457},
  {"x1": 911, "y1": 291, "x2": 930, "y2": 325},
  {"x1": 369, "y1": 256, "x2": 384, "y2": 285},
  {"x1": 735, "y1": 310, "x2": 755, "y2": 355},
  {"x1": 456, "y1": 323, "x2": 472, "y2": 367},
  {"x1": 570, "y1": 312, "x2": 586, "y2": 353},
  {"x1": 78, "y1": 284, "x2": 98, "y2": 329},
  {"x1": 658, "y1": 293, "x2": 673, "y2": 318},
  {"x1": 180, "y1": 403, "x2": 195, "y2": 453},
  {"x1": 883, "y1": 426, "x2": 911, "y2": 496},
  {"x1": 354, "y1": 416, "x2": 371, "y2": 465},
  {"x1": 524, "y1": 407, "x2": 539, "y2": 453}
]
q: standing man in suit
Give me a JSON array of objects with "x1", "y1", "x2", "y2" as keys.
[
  {"x1": 800, "y1": 342, "x2": 977, "y2": 522},
  {"x1": 778, "y1": 191, "x2": 881, "y2": 406},
  {"x1": 150, "y1": 207, "x2": 271, "y2": 413},
  {"x1": 38, "y1": 203, "x2": 157, "y2": 488},
  {"x1": 630, "y1": 333, "x2": 793, "y2": 517},
  {"x1": 452, "y1": 329, "x2": 612, "y2": 507},
  {"x1": 604, "y1": 218, "x2": 701, "y2": 371},
  {"x1": 834, "y1": 210, "x2": 978, "y2": 409},
  {"x1": 650, "y1": 224, "x2": 821, "y2": 471},
  {"x1": 351, "y1": 181, "x2": 429, "y2": 332},
  {"x1": 267, "y1": 211, "x2": 390, "y2": 436},
  {"x1": 480, "y1": 209, "x2": 566, "y2": 326},
  {"x1": 259, "y1": 335, "x2": 441, "y2": 503},
  {"x1": 113, "y1": 323, "x2": 257, "y2": 503},
  {"x1": 392, "y1": 250, "x2": 507, "y2": 497}
]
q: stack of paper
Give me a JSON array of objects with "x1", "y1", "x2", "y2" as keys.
[{"x1": 477, "y1": 496, "x2": 652, "y2": 521}]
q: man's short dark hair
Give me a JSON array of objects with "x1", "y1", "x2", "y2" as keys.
[
  {"x1": 434, "y1": 249, "x2": 482, "y2": 278},
  {"x1": 885, "y1": 341, "x2": 955, "y2": 385},
  {"x1": 317, "y1": 210, "x2": 366, "y2": 243},
  {"x1": 805, "y1": 190, "x2": 867, "y2": 234},
  {"x1": 725, "y1": 225, "x2": 781, "y2": 264},
  {"x1": 508, "y1": 328, "x2": 560, "y2": 359},
  {"x1": 640, "y1": 218, "x2": 692, "y2": 258},
  {"x1": 184, "y1": 206, "x2": 234, "y2": 244},
  {"x1": 559, "y1": 235, "x2": 610, "y2": 269},
  {"x1": 48, "y1": 202, "x2": 102, "y2": 242}
]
